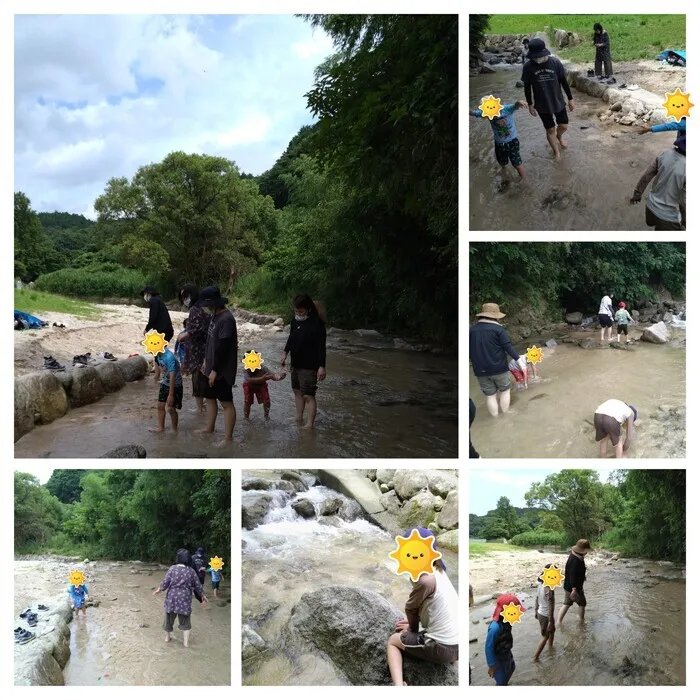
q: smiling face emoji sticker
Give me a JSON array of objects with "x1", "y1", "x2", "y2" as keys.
[
  {"x1": 389, "y1": 529, "x2": 442, "y2": 582},
  {"x1": 69, "y1": 570, "x2": 85, "y2": 586},
  {"x1": 526, "y1": 345, "x2": 544, "y2": 364},
  {"x1": 141, "y1": 329, "x2": 168, "y2": 356},
  {"x1": 662, "y1": 88, "x2": 693, "y2": 123},
  {"x1": 242, "y1": 350, "x2": 263, "y2": 372},
  {"x1": 539, "y1": 564, "x2": 565, "y2": 590},
  {"x1": 501, "y1": 601, "x2": 525, "y2": 624},
  {"x1": 209, "y1": 556, "x2": 224, "y2": 571},
  {"x1": 479, "y1": 94, "x2": 504, "y2": 120}
]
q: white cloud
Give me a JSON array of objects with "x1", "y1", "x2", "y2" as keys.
[{"x1": 14, "y1": 14, "x2": 332, "y2": 215}]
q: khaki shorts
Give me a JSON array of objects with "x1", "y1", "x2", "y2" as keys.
[
  {"x1": 594, "y1": 413, "x2": 621, "y2": 445},
  {"x1": 563, "y1": 588, "x2": 587, "y2": 607},
  {"x1": 400, "y1": 630, "x2": 459, "y2": 663},
  {"x1": 537, "y1": 613, "x2": 555, "y2": 637},
  {"x1": 163, "y1": 612, "x2": 191, "y2": 631},
  {"x1": 291, "y1": 367, "x2": 318, "y2": 397},
  {"x1": 476, "y1": 371, "x2": 511, "y2": 396}
]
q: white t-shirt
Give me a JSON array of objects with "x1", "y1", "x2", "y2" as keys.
[
  {"x1": 536, "y1": 582, "x2": 554, "y2": 619},
  {"x1": 598, "y1": 296, "x2": 613, "y2": 316},
  {"x1": 595, "y1": 399, "x2": 633, "y2": 423}
]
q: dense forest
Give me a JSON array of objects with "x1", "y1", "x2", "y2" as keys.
[
  {"x1": 469, "y1": 469, "x2": 685, "y2": 562},
  {"x1": 14, "y1": 14, "x2": 457, "y2": 342},
  {"x1": 469, "y1": 242, "x2": 686, "y2": 319},
  {"x1": 14, "y1": 470, "x2": 231, "y2": 564}
]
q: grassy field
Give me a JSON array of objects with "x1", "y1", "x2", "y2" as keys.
[
  {"x1": 469, "y1": 542, "x2": 525, "y2": 557},
  {"x1": 15, "y1": 289, "x2": 104, "y2": 319},
  {"x1": 486, "y1": 14, "x2": 686, "y2": 62}
]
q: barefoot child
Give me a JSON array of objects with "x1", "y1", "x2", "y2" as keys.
[
  {"x1": 470, "y1": 100, "x2": 528, "y2": 179},
  {"x1": 386, "y1": 528, "x2": 459, "y2": 686},
  {"x1": 594, "y1": 400, "x2": 637, "y2": 458},
  {"x1": 614, "y1": 302, "x2": 634, "y2": 343},
  {"x1": 508, "y1": 353, "x2": 537, "y2": 389},
  {"x1": 206, "y1": 564, "x2": 224, "y2": 598},
  {"x1": 534, "y1": 567, "x2": 556, "y2": 661},
  {"x1": 152, "y1": 346, "x2": 183, "y2": 433},
  {"x1": 486, "y1": 594, "x2": 523, "y2": 685},
  {"x1": 243, "y1": 361, "x2": 287, "y2": 420},
  {"x1": 68, "y1": 580, "x2": 89, "y2": 620}
]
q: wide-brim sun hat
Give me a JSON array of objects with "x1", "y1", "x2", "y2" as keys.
[
  {"x1": 527, "y1": 38, "x2": 551, "y2": 59},
  {"x1": 572, "y1": 539, "x2": 593, "y2": 554},
  {"x1": 199, "y1": 285, "x2": 228, "y2": 308},
  {"x1": 476, "y1": 302, "x2": 505, "y2": 320}
]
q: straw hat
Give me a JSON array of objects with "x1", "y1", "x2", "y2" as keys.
[
  {"x1": 572, "y1": 539, "x2": 592, "y2": 555},
  {"x1": 476, "y1": 303, "x2": 505, "y2": 320}
]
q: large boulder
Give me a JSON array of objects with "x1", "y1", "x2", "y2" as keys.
[
  {"x1": 320, "y1": 497, "x2": 343, "y2": 516},
  {"x1": 393, "y1": 470, "x2": 429, "y2": 501},
  {"x1": 115, "y1": 355, "x2": 149, "y2": 382},
  {"x1": 94, "y1": 362, "x2": 126, "y2": 393},
  {"x1": 242, "y1": 492, "x2": 273, "y2": 530},
  {"x1": 376, "y1": 469, "x2": 397, "y2": 486},
  {"x1": 292, "y1": 497, "x2": 316, "y2": 519},
  {"x1": 242, "y1": 477, "x2": 273, "y2": 491},
  {"x1": 242, "y1": 624, "x2": 268, "y2": 661},
  {"x1": 398, "y1": 490, "x2": 438, "y2": 530},
  {"x1": 565, "y1": 312, "x2": 583, "y2": 324},
  {"x1": 100, "y1": 444, "x2": 147, "y2": 458},
  {"x1": 641, "y1": 321, "x2": 669, "y2": 344},
  {"x1": 338, "y1": 498, "x2": 363, "y2": 522},
  {"x1": 437, "y1": 491, "x2": 459, "y2": 530},
  {"x1": 437, "y1": 529, "x2": 459, "y2": 553},
  {"x1": 280, "y1": 471, "x2": 309, "y2": 493},
  {"x1": 288, "y1": 586, "x2": 458, "y2": 685},
  {"x1": 379, "y1": 489, "x2": 402, "y2": 516},
  {"x1": 68, "y1": 366, "x2": 105, "y2": 408},
  {"x1": 14, "y1": 372, "x2": 69, "y2": 441},
  {"x1": 427, "y1": 471, "x2": 457, "y2": 499}
]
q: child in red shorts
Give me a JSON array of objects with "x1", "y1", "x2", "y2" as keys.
[
  {"x1": 243, "y1": 366, "x2": 286, "y2": 419},
  {"x1": 508, "y1": 354, "x2": 537, "y2": 389}
]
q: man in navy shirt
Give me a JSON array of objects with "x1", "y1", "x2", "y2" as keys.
[{"x1": 470, "y1": 303, "x2": 522, "y2": 417}]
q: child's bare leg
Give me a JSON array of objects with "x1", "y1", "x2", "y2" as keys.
[
  {"x1": 485, "y1": 394, "x2": 499, "y2": 416},
  {"x1": 214, "y1": 589, "x2": 218, "y2": 598},
  {"x1": 302, "y1": 395, "x2": 317, "y2": 429},
  {"x1": 599, "y1": 436, "x2": 609, "y2": 458},
  {"x1": 548, "y1": 631, "x2": 555, "y2": 647},
  {"x1": 263, "y1": 402, "x2": 271, "y2": 419},
  {"x1": 534, "y1": 636, "x2": 547, "y2": 661},
  {"x1": 150, "y1": 403, "x2": 167, "y2": 433},
  {"x1": 514, "y1": 164, "x2": 526, "y2": 179},
  {"x1": 168, "y1": 407, "x2": 179, "y2": 431},
  {"x1": 387, "y1": 633, "x2": 406, "y2": 686},
  {"x1": 243, "y1": 401, "x2": 252, "y2": 419},
  {"x1": 498, "y1": 389, "x2": 511, "y2": 413},
  {"x1": 294, "y1": 390, "x2": 305, "y2": 422}
]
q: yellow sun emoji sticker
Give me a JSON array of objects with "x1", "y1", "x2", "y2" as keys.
[
  {"x1": 500, "y1": 601, "x2": 525, "y2": 624},
  {"x1": 141, "y1": 329, "x2": 168, "y2": 356},
  {"x1": 209, "y1": 556, "x2": 224, "y2": 571},
  {"x1": 389, "y1": 529, "x2": 442, "y2": 582},
  {"x1": 69, "y1": 570, "x2": 85, "y2": 586},
  {"x1": 242, "y1": 350, "x2": 263, "y2": 372},
  {"x1": 662, "y1": 88, "x2": 693, "y2": 123},
  {"x1": 479, "y1": 94, "x2": 504, "y2": 120},
  {"x1": 526, "y1": 346, "x2": 544, "y2": 364},
  {"x1": 539, "y1": 564, "x2": 565, "y2": 591}
]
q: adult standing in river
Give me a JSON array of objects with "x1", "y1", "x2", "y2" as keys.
[
  {"x1": 142, "y1": 285, "x2": 174, "y2": 342},
  {"x1": 593, "y1": 22, "x2": 614, "y2": 81},
  {"x1": 177, "y1": 284, "x2": 209, "y2": 414},
  {"x1": 281, "y1": 293, "x2": 327, "y2": 429},
  {"x1": 598, "y1": 290, "x2": 615, "y2": 344},
  {"x1": 469, "y1": 303, "x2": 521, "y2": 417},
  {"x1": 199, "y1": 286, "x2": 238, "y2": 444},
  {"x1": 521, "y1": 39, "x2": 575, "y2": 161},
  {"x1": 153, "y1": 548, "x2": 207, "y2": 647},
  {"x1": 558, "y1": 539, "x2": 592, "y2": 624},
  {"x1": 191, "y1": 547, "x2": 207, "y2": 586}
]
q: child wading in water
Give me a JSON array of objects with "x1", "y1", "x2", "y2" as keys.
[
  {"x1": 485, "y1": 593, "x2": 523, "y2": 685},
  {"x1": 206, "y1": 565, "x2": 224, "y2": 598},
  {"x1": 243, "y1": 358, "x2": 286, "y2": 420},
  {"x1": 614, "y1": 302, "x2": 634, "y2": 343},
  {"x1": 471, "y1": 100, "x2": 528, "y2": 180},
  {"x1": 151, "y1": 346, "x2": 183, "y2": 433},
  {"x1": 386, "y1": 528, "x2": 459, "y2": 686},
  {"x1": 68, "y1": 581, "x2": 89, "y2": 620},
  {"x1": 534, "y1": 566, "x2": 556, "y2": 661},
  {"x1": 508, "y1": 353, "x2": 537, "y2": 389}
]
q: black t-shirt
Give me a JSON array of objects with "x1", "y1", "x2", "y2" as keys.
[
  {"x1": 284, "y1": 316, "x2": 327, "y2": 370},
  {"x1": 521, "y1": 56, "x2": 572, "y2": 115},
  {"x1": 145, "y1": 296, "x2": 174, "y2": 340},
  {"x1": 563, "y1": 553, "x2": 586, "y2": 591}
]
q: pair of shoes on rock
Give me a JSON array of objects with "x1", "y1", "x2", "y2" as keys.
[
  {"x1": 587, "y1": 69, "x2": 595, "y2": 76},
  {"x1": 14, "y1": 627, "x2": 36, "y2": 644},
  {"x1": 52, "y1": 322, "x2": 67, "y2": 329},
  {"x1": 73, "y1": 352, "x2": 92, "y2": 367},
  {"x1": 98, "y1": 351, "x2": 117, "y2": 361},
  {"x1": 43, "y1": 356, "x2": 66, "y2": 372}
]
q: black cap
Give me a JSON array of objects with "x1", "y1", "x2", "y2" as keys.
[{"x1": 140, "y1": 285, "x2": 158, "y2": 296}]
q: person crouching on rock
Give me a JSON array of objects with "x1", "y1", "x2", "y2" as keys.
[
  {"x1": 387, "y1": 528, "x2": 459, "y2": 686},
  {"x1": 594, "y1": 400, "x2": 637, "y2": 458},
  {"x1": 486, "y1": 594, "x2": 524, "y2": 685}
]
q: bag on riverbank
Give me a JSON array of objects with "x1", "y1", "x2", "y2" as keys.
[{"x1": 14, "y1": 310, "x2": 48, "y2": 330}]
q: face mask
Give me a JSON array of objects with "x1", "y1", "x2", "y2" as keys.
[
  {"x1": 534, "y1": 56, "x2": 548, "y2": 64},
  {"x1": 143, "y1": 294, "x2": 151, "y2": 303},
  {"x1": 295, "y1": 312, "x2": 308, "y2": 322},
  {"x1": 183, "y1": 297, "x2": 191, "y2": 308}
]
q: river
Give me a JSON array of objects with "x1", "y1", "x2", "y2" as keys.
[
  {"x1": 241, "y1": 472, "x2": 459, "y2": 685},
  {"x1": 469, "y1": 69, "x2": 680, "y2": 230},
  {"x1": 14, "y1": 330, "x2": 457, "y2": 458},
  {"x1": 469, "y1": 555, "x2": 685, "y2": 685},
  {"x1": 469, "y1": 330, "x2": 685, "y2": 458},
  {"x1": 14, "y1": 558, "x2": 231, "y2": 685}
]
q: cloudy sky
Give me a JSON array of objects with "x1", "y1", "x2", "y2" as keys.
[
  {"x1": 469, "y1": 469, "x2": 616, "y2": 515},
  {"x1": 14, "y1": 14, "x2": 333, "y2": 217}
]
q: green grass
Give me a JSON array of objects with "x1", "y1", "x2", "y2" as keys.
[
  {"x1": 486, "y1": 14, "x2": 685, "y2": 62},
  {"x1": 15, "y1": 289, "x2": 104, "y2": 319},
  {"x1": 469, "y1": 542, "x2": 525, "y2": 557},
  {"x1": 231, "y1": 268, "x2": 293, "y2": 318}
]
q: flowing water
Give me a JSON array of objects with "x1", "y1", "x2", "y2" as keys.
[
  {"x1": 14, "y1": 558, "x2": 231, "y2": 685},
  {"x1": 241, "y1": 473, "x2": 459, "y2": 685},
  {"x1": 469, "y1": 557, "x2": 685, "y2": 685},
  {"x1": 14, "y1": 331, "x2": 457, "y2": 458},
  {"x1": 469, "y1": 69, "x2": 681, "y2": 230},
  {"x1": 469, "y1": 330, "x2": 685, "y2": 458}
]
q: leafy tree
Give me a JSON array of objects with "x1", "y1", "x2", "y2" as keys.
[
  {"x1": 45, "y1": 469, "x2": 87, "y2": 503},
  {"x1": 495, "y1": 496, "x2": 519, "y2": 538},
  {"x1": 14, "y1": 192, "x2": 54, "y2": 281},
  {"x1": 469, "y1": 15, "x2": 492, "y2": 55},
  {"x1": 538, "y1": 511, "x2": 564, "y2": 532},
  {"x1": 14, "y1": 473, "x2": 64, "y2": 549},
  {"x1": 481, "y1": 518, "x2": 509, "y2": 540}
]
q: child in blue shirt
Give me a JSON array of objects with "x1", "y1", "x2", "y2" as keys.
[
  {"x1": 151, "y1": 347, "x2": 183, "y2": 433},
  {"x1": 68, "y1": 583, "x2": 89, "y2": 619},
  {"x1": 637, "y1": 117, "x2": 686, "y2": 135},
  {"x1": 471, "y1": 100, "x2": 528, "y2": 179},
  {"x1": 206, "y1": 566, "x2": 225, "y2": 598}
]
